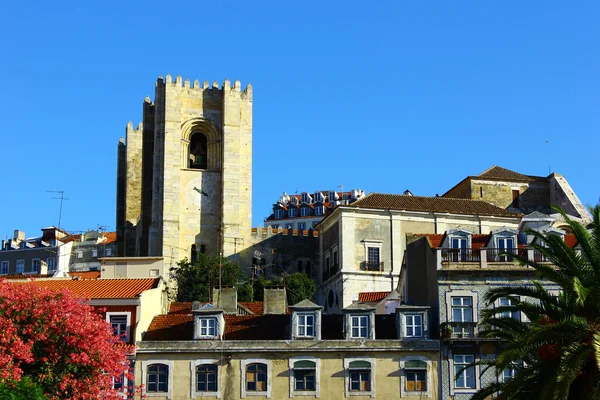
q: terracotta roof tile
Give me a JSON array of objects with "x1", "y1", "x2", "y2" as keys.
[
  {"x1": 348, "y1": 193, "x2": 522, "y2": 218},
  {"x1": 238, "y1": 302, "x2": 264, "y2": 315},
  {"x1": 68, "y1": 271, "x2": 101, "y2": 279},
  {"x1": 144, "y1": 314, "x2": 194, "y2": 340},
  {"x1": 1, "y1": 274, "x2": 54, "y2": 280},
  {"x1": 477, "y1": 166, "x2": 546, "y2": 182},
  {"x1": 413, "y1": 234, "x2": 445, "y2": 248},
  {"x1": 103, "y1": 232, "x2": 117, "y2": 244},
  {"x1": 9, "y1": 278, "x2": 160, "y2": 299},
  {"x1": 472, "y1": 234, "x2": 490, "y2": 249},
  {"x1": 358, "y1": 292, "x2": 391, "y2": 302},
  {"x1": 565, "y1": 234, "x2": 578, "y2": 248},
  {"x1": 169, "y1": 302, "x2": 193, "y2": 314}
]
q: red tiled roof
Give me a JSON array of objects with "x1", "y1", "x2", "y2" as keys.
[
  {"x1": 68, "y1": 271, "x2": 101, "y2": 279},
  {"x1": 348, "y1": 193, "x2": 522, "y2": 218},
  {"x1": 144, "y1": 314, "x2": 194, "y2": 340},
  {"x1": 169, "y1": 302, "x2": 193, "y2": 314},
  {"x1": 9, "y1": 278, "x2": 160, "y2": 299},
  {"x1": 413, "y1": 234, "x2": 445, "y2": 248},
  {"x1": 358, "y1": 292, "x2": 391, "y2": 302},
  {"x1": 238, "y1": 302, "x2": 264, "y2": 315},
  {"x1": 103, "y1": 232, "x2": 117, "y2": 244},
  {"x1": 472, "y1": 234, "x2": 490, "y2": 249},
  {"x1": 565, "y1": 234, "x2": 578, "y2": 248},
  {"x1": 1, "y1": 274, "x2": 54, "y2": 280}
]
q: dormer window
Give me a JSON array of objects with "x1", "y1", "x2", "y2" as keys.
[
  {"x1": 405, "y1": 314, "x2": 423, "y2": 337},
  {"x1": 198, "y1": 317, "x2": 217, "y2": 337},
  {"x1": 300, "y1": 207, "x2": 311, "y2": 217},
  {"x1": 289, "y1": 208, "x2": 297, "y2": 218},
  {"x1": 301, "y1": 193, "x2": 312, "y2": 204},
  {"x1": 351, "y1": 316, "x2": 369, "y2": 338},
  {"x1": 297, "y1": 313, "x2": 315, "y2": 337},
  {"x1": 274, "y1": 209, "x2": 284, "y2": 219},
  {"x1": 397, "y1": 305, "x2": 430, "y2": 339},
  {"x1": 445, "y1": 228, "x2": 473, "y2": 262},
  {"x1": 489, "y1": 228, "x2": 519, "y2": 262},
  {"x1": 315, "y1": 206, "x2": 324, "y2": 216},
  {"x1": 290, "y1": 300, "x2": 323, "y2": 340},
  {"x1": 314, "y1": 192, "x2": 323, "y2": 203}
]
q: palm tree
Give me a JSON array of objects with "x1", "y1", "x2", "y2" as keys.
[{"x1": 470, "y1": 205, "x2": 600, "y2": 400}]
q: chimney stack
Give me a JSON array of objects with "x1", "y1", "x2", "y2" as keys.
[
  {"x1": 263, "y1": 286, "x2": 287, "y2": 314},
  {"x1": 212, "y1": 286, "x2": 238, "y2": 314},
  {"x1": 13, "y1": 230, "x2": 25, "y2": 241}
]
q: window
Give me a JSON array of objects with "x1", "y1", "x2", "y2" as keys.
[
  {"x1": 32, "y1": 259, "x2": 40, "y2": 273},
  {"x1": 16, "y1": 260, "x2": 24, "y2": 273},
  {"x1": 106, "y1": 248, "x2": 112, "y2": 256},
  {"x1": 107, "y1": 312, "x2": 131, "y2": 342},
  {"x1": 146, "y1": 363, "x2": 169, "y2": 393},
  {"x1": 497, "y1": 237, "x2": 515, "y2": 261},
  {"x1": 271, "y1": 224, "x2": 279, "y2": 229},
  {"x1": 405, "y1": 360, "x2": 427, "y2": 391},
  {"x1": 351, "y1": 315, "x2": 369, "y2": 338},
  {"x1": 293, "y1": 360, "x2": 316, "y2": 392},
  {"x1": 196, "y1": 364, "x2": 218, "y2": 392},
  {"x1": 189, "y1": 132, "x2": 208, "y2": 169},
  {"x1": 502, "y1": 362, "x2": 521, "y2": 382},
  {"x1": 113, "y1": 373, "x2": 127, "y2": 394},
  {"x1": 333, "y1": 249, "x2": 338, "y2": 268},
  {"x1": 452, "y1": 297, "x2": 473, "y2": 322},
  {"x1": 92, "y1": 249, "x2": 98, "y2": 257},
  {"x1": 298, "y1": 222, "x2": 306, "y2": 231},
  {"x1": 512, "y1": 189, "x2": 520, "y2": 207},
  {"x1": 246, "y1": 363, "x2": 267, "y2": 392},
  {"x1": 405, "y1": 314, "x2": 423, "y2": 337},
  {"x1": 300, "y1": 207, "x2": 310, "y2": 217},
  {"x1": 301, "y1": 193, "x2": 311, "y2": 204},
  {"x1": 450, "y1": 237, "x2": 468, "y2": 261},
  {"x1": 289, "y1": 208, "x2": 297, "y2": 218},
  {"x1": 315, "y1": 206, "x2": 324, "y2": 216},
  {"x1": 312, "y1": 221, "x2": 319, "y2": 228},
  {"x1": 198, "y1": 318, "x2": 217, "y2": 337},
  {"x1": 76, "y1": 250, "x2": 83, "y2": 259},
  {"x1": 328, "y1": 191, "x2": 337, "y2": 201},
  {"x1": 0, "y1": 261, "x2": 7, "y2": 275},
  {"x1": 285, "y1": 223, "x2": 293, "y2": 230},
  {"x1": 274, "y1": 209, "x2": 284, "y2": 219},
  {"x1": 46, "y1": 257, "x2": 55, "y2": 271},
  {"x1": 498, "y1": 297, "x2": 520, "y2": 320},
  {"x1": 454, "y1": 355, "x2": 475, "y2": 389},
  {"x1": 297, "y1": 314, "x2": 315, "y2": 337},
  {"x1": 367, "y1": 247, "x2": 380, "y2": 265},
  {"x1": 348, "y1": 360, "x2": 372, "y2": 393}
]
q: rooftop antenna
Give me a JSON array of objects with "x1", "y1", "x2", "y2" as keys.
[{"x1": 47, "y1": 190, "x2": 69, "y2": 230}]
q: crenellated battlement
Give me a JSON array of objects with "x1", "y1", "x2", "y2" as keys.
[
  {"x1": 125, "y1": 121, "x2": 143, "y2": 135},
  {"x1": 155, "y1": 74, "x2": 252, "y2": 100},
  {"x1": 250, "y1": 226, "x2": 319, "y2": 238}
]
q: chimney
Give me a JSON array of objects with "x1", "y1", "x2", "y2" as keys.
[
  {"x1": 13, "y1": 230, "x2": 25, "y2": 241},
  {"x1": 212, "y1": 286, "x2": 238, "y2": 314},
  {"x1": 263, "y1": 286, "x2": 287, "y2": 314},
  {"x1": 40, "y1": 260, "x2": 48, "y2": 275}
]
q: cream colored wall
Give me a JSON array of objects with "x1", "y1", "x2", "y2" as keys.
[
  {"x1": 137, "y1": 286, "x2": 167, "y2": 341},
  {"x1": 100, "y1": 258, "x2": 165, "y2": 279},
  {"x1": 135, "y1": 350, "x2": 439, "y2": 400}
]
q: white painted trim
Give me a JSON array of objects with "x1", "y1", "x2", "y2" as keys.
[
  {"x1": 400, "y1": 356, "x2": 432, "y2": 398},
  {"x1": 344, "y1": 357, "x2": 375, "y2": 398},
  {"x1": 141, "y1": 360, "x2": 174, "y2": 399},
  {"x1": 448, "y1": 352, "x2": 479, "y2": 395},
  {"x1": 288, "y1": 357, "x2": 320, "y2": 398},
  {"x1": 190, "y1": 359, "x2": 221, "y2": 398},
  {"x1": 445, "y1": 290, "x2": 479, "y2": 323},
  {"x1": 106, "y1": 311, "x2": 132, "y2": 342},
  {"x1": 240, "y1": 359, "x2": 272, "y2": 398}
]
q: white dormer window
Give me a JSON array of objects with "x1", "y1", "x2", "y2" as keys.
[
  {"x1": 405, "y1": 314, "x2": 423, "y2": 337},
  {"x1": 314, "y1": 206, "x2": 324, "y2": 216},
  {"x1": 314, "y1": 192, "x2": 323, "y2": 203},
  {"x1": 301, "y1": 207, "x2": 311, "y2": 217},
  {"x1": 274, "y1": 209, "x2": 284, "y2": 219},
  {"x1": 199, "y1": 318, "x2": 217, "y2": 337},
  {"x1": 297, "y1": 314, "x2": 315, "y2": 337},
  {"x1": 328, "y1": 191, "x2": 337, "y2": 202},
  {"x1": 351, "y1": 316, "x2": 369, "y2": 338},
  {"x1": 301, "y1": 193, "x2": 312, "y2": 204},
  {"x1": 289, "y1": 208, "x2": 297, "y2": 218}
]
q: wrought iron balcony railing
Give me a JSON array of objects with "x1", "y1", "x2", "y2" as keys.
[
  {"x1": 486, "y1": 248, "x2": 528, "y2": 262},
  {"x1": 360, "y1": 261, "x2": 384, "y2": 272},
  {"x1": 441, "y1": 248, "x2": 480, "y2": 263}
]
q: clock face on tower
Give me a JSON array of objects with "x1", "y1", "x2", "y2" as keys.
[{"x1": 186, "y1": 177, "x2": 215, "y2": 210}]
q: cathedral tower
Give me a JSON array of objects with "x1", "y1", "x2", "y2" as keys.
[{"x1": 116, "y1": 75, "x2": 253, "y2": 262}]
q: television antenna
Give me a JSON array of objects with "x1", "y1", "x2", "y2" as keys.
[{"x1": 47, "y1": 190, "x2": 69, "y2": 230}]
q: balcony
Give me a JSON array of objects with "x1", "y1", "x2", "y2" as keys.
[
  {"x1": 440, "y1": 322, "x2": 478, "y2": 340},
  {"x1": 486, "y1": 248, "x2": 528, "y2": 263},
  {"x1": 360, "y1": 261, "x2": 384, "y2": 272},
  {"x1": 441, "y1": 248, "x2": 480, "y2": 263}
]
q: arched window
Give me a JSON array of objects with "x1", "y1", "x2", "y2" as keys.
[
  {"x1": 297, "y1": 260, "x2": 303, "y2": 273},
  {"x1": 196, "y1": 364, "x2": 218, "y2": 392},
  {"x1": 189, "y1": 132, "x2": 208, "y2": 169},
  {"x1": 246, "y1": 363, "x2": 267, "y2": 392},
  {"x1": 146, "y1": 363, "x2": 169, "y2": 393},
  {"x1": 306, "y1": 261, "x2": 312, "y2": 276}
]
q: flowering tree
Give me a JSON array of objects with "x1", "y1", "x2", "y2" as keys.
[{"x1": 0, "y1": 280, "x2": 131, "y2": 400}]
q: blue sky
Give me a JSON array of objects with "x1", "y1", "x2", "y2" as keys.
[{"x1": 1, "y1": 1, "x2": 598, "y2": 238}]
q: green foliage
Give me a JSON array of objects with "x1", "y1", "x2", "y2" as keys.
[
  {"x1": 170, "y1": 254, "x2": 238, "y2": 302},
  {"x1": 0, "y1": 377, "x2": 46, "y2": 400},
  {"x1": 284, "y1": 272, "x2": 317, "y2": 305},
  {"x1": 236, "y1": 281, "x2": 254, "y2": 302},
  {"x1": 471, "y1": 205, "x2": 600, "y2": 400}
]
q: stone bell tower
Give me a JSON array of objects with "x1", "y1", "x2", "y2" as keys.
[{"x1": 116, "y1": 75, "x2": 252, "y2": 262}]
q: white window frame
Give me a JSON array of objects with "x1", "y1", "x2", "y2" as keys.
[
  {"x1": 289, "y1": 208, "x2": 297, "y2": 218},
  {"x1": 106, "y1": 248, "x2": 112, "y2": 256},
  {"x1": 76, "y1": 250, "x2": 83, "y2": 259},
  {"x1": 141, "y1": 360, "x2": 174, "y2": 399},
  {"x1": 297, "y1": 313, "x2": 316, "y2": 338},
  {"x1": 274, "y1": 209, "x2": 284, "y2": 219},
  {"x1": 500, "y1": 361, "x2": 522, "y2": 383},
  {"x1": 190, "y1": 359, "x2": 221, "y2": 398},
  {"x1": 112, "y1": 373, "x2": 128, "y2": 399},
  {"x1": 350, "y1": 315, "x2": 369, "y2": 338},
  {"x1": 31, "y1": 258, "x2": 41, "y2": 273},
  {"x1": 46, "y1": 257, "x2": 55, "y2": 271},
  {"x1": 445, "y1": 290, "x2": 478, "y2": 338},
  {"x1": 106, "y1": 312, "x2": 132, "y2": 342},
  {"x1": 405, "y1": 314, "x2": 423, "y2": 337},
  {"x1": 16, "y1": 259, "x2": 24, "y2": 273},
  {"x1": 0, "y1": 261, "x2": 8, "y2": 275},
  {"x1": 288, "y1": 357, "x2": 320, "y2": 398},
  {"x1": 241, "y1": 359, "x2": 272, "y2": 398},
  {"x1": 362, "y1": 240, "x2": 383, "y2": 269},
  {"x1": 400, "y1": 356, "x2": 432, "y2": 398},
  {"x1": 497, "y1": 297, "x2": 521, "y2": 321},
  {"x1": 298, "y1": 222, "x2": 306, "y2": 231},
  {"x1": 449, "y1": 353, "x2": 479, "y2": 394},
  {"x1": 344, "y1": 357, "x2": 375, "y2": 398},
  {"x1": 198, "y1": 317, "x2": 218, "y2": 338},
  {"x1": 92, "y1": 249, "x2": 98, "y2": 257}
]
